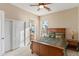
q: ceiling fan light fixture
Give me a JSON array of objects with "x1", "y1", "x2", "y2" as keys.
[
  {"x1": 39, "y1": 5, "x2": 44, "y2": 8},
  {"x1": 30, "y1": 3, "x2": 51, "y2": 11}
]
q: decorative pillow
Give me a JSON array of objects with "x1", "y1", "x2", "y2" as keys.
[
  {"x1": 55, "y1": 33, "x2": 65, "y2": 39},
  {"x1": 48, "y1": 32, "x2": 55, "y2": 38}
]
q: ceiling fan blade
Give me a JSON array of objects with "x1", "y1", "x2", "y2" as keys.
[
  {"x1": 44, "y1": 3, "x2": 52, "y2": 5},
  {"x1": 44, "y1": 6, "x2": 51, "y2": 11},
  {"x1": 30, "y1": 5, "x2": 39, "y2": 6},
  {"x1": 37, "y1": 8, "x2": 40, "y2": 11}
]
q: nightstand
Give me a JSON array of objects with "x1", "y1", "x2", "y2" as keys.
[{"x1": 67, "y1": 39, "x2": 79, "y2": 51}]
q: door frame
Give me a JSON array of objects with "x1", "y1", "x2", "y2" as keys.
[{"x1": 0, "y1": 11, "x2": 5, "y2": 55}]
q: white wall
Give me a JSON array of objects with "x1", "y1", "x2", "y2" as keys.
[
  {"x1": 77, "y1": 7, "x2": 79, "y2": 41},
  {"x1": 25, "y1": 20, "x2": 30, "y2": 46},
  {"x1": 0, "y1": 3, "x2": 38, "y2": 40},
  {"x1": 40, "y1": 7, "x2": 78, "y2": 40}
]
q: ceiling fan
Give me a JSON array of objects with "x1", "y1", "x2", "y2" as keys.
[{"x1": 30, "y1": 3, "x2": 51, "y2": 11}]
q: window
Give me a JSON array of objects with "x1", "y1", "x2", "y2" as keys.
[{"x1": 41, "y1": 20, "x2": 48, "y2": 37}]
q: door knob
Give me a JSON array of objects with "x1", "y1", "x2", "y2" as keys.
[{"x1": 1, "y1": 38, "x2": 4, "y2": 39}]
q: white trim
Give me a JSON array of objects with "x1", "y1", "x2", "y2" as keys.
[{"x1": 0, "y1": 10, "x2": 5, "y2": 55}]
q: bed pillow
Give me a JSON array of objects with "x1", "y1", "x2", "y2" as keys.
[{"x1": 55, "y1": 33, "x2": 65, "y2": 39}]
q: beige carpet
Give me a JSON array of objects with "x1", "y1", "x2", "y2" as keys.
[
  {"x1": 67, "y1": 50, "x2": 79, "y2": 56},
  {"x1": 3, "y1": 46, "x2": 37, "y2": 56}
]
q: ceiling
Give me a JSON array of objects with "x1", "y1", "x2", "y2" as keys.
[{"x1": 11, "y1": 3, "x2": 79, "y2": 16}]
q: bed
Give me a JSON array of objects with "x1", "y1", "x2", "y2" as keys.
[{"x1": 31, "y1": 28, "x2": 67, "y2": 56}]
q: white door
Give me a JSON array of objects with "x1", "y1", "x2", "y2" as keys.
[
  {"x1": 0, "y1": 11, "x2": 5, "y2": 55},
  {"x1": 12, "y1": 20, "x2": 25, "y2": 49},
  {"x1": 5, "y1": 20, "x2": 12, "y2": 52},
  {"x1": 15, "y1": 20, "x2": 25, "y2": 48}
]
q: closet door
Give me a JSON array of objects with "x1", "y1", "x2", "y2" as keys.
[
  {"x1": 15, "y1": 20, "x2": 25, "y2": 48},
  {"x1": 0, "y1": 11, "x2": 5, "y2": 55},
  {"x1": 12, "y1": 20, "x2": 25, "y2": 49},
  {"x1": 5, "y1": 20, "x2": 12, "y2": 52}
]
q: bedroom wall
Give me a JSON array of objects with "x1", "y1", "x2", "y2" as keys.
[
  {"x1": 0, "y1": 3, "x2": 38, "y2": 49},
  {"x1": 0, "y1": 3, "x2": 38, "y2": 21},
  {"x1": 0, "y1": 3, "x2": 79, "y2": 41},
  {"x1": 0, "y1": 3, "x2": 41, "y2": 41},
  {"x1": 77, "y1": 7, "x2": 79, "y2": 41},
  {"x1": 40, "y1": 7, "x2": 78, "y2": 40}
]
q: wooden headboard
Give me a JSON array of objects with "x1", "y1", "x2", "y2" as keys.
[
  {"x1": 47, "y1": 28, "x2": 66, "y2": 38},
  {"x1": 47, "y1": 28, "x2": 65, "y2": 33}
]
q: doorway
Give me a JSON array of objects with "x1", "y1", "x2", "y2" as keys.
[
  {"x1": 3, "y1": 18, "x2": 31, "y2": 55},
  {"x1": 5, "y1": 20, "x2": 12, "y2": 52}
]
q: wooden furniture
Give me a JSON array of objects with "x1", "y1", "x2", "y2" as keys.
[
  {"x1": 47, "y1": 28, "x2": 65, "y2": 33},
  {"x1": 31, "y1": 28, "x2": 66, "y2": 56},
  {"x1": 31, "y1": 41, "x2": 64, "y2": 56},
  {"x1": 67, "y1": 39, "x2": 79, "y2": 51}
]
